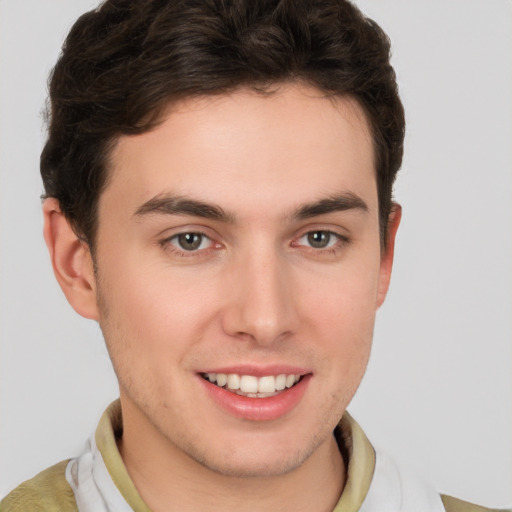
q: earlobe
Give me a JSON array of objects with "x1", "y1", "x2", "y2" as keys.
[
  {"x1": 43, "y1": 198, "x2": 99, "y2": 320},
  {"x1": 376, "y1": 203, "x2": 402, "y2": 308}
]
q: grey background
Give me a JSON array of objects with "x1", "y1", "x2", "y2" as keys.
[{"x1": 1, "y1": 0, "x2": 511, "y2": 506}]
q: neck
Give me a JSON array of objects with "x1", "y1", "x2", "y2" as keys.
[{"x1": 117, "y1": 397, "x2": 346, "y2": 512}]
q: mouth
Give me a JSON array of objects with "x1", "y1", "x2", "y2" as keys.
[
  {"x1": 201, "y1": 372, "x2": 302, "y2": 398},
  {"x1": 199, "y1": 370, "x2": 311, "y2": 421}
]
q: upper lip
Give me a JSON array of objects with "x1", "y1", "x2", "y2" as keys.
[{"x1": 198, "y1": 365, "x2": 311, "y2": 377}]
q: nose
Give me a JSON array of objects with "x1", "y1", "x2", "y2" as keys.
[{"x1": 221, "y1": 248, "x2": 299, "y2": 347}]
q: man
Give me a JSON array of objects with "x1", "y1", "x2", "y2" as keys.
[{"x1": 1, "y1": 1, "x2": 510, "y2": 511}]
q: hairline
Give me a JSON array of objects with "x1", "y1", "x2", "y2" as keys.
[{"x1": 74, "y1": 81, "x2": 389, "y2": 255}]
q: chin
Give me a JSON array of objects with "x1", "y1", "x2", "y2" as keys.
[
  {"x1": 180, "y1": 431, "x2": 320, "y2": 479},
  {"x1": 195, "y1": 451, "x2": 306, "y2": 478}
]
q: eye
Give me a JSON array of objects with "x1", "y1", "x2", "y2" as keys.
[
  {"x1": 169, "y1": 232, "x2": 212, "y2": 252},
  {"x1": 297, "y1": 230, "x2": 341, "y2": 249}
]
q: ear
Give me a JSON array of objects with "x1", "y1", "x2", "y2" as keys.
[
  {"x1": 376, "y1": 203, "x2": 402, "y2": 308},
  {"x1": 43, "y1": 198, "x2": 99, "y2": 320}
]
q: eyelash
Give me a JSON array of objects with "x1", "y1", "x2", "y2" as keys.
[
  {"x1": 159, "y1": 229, "x2": 349, "y2": 257},
  {"x1": 159, "y1": 231, "x2": 216, "y2": 257},
  {"x1": 294, "y1": 230, "x2": 348, "y2": 252}
]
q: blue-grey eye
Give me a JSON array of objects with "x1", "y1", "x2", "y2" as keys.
[
  {"x1": 307, "y1": 231, "x2": 334, "y2": 248},
  {"x1": 173, "y1": 233, "x2": 207, "y2": 251},
  {"x1": 297, "y1": 230, "x2": 339, "y2": 249}
]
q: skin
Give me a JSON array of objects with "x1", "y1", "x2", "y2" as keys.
[{"x1": 44, "y1": 83, "x2": 400, "y2": 512}]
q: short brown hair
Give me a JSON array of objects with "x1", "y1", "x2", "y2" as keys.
[{"x1": 41, "y1": 0, "x2": 405, "y2": 248}]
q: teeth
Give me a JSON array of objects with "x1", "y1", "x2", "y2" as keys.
[
  {"x1": 240, "y1": 375, "x2": 258, "y2": 393},
  {"x1": 204, "y1": 372, "x2": 302, "y2": 395},
  {"x1": 275, "y1": 374, "x2": 286, "y2": 391},
  {"x1": 227, "y1": 374, "x2": 240, "y2": 390},
  {"x1": 258, "y1": 375, "x2": 275, "y2": 393}
]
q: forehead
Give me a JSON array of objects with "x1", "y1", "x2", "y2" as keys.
[{"x1": 103, "y1": 84, "x2": 376, "y2": 220}]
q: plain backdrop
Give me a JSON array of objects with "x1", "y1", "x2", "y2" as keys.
[{"x1": 1, "y1": 0, "x2": 511, "y2": 506}]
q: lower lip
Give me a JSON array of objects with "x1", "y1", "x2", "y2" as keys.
[{"x1": 199, "y1": 374, "x2": 311, "y2": 421}]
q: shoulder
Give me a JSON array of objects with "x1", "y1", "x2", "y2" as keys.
[
  {"x1": 442, "y1": 494, "x2": 512, "y2": 512},
  {"x1": 0, "y1": 460, "x2": 78, "y2": 512}
]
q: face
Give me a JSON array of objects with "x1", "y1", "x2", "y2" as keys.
[{"x1": 90, "y1": 84, "x2": 396, "y2": 477}]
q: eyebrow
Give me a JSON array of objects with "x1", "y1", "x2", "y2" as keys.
[
  {"x1": 134, "y1": 191, "x2": 368, "y2": 223},
  {"x1": 292, "y1": 192, "x2": 368, "y2": 220},
  {"x1": 134, "y1": 194, "x2": 234, "y2": 223}
]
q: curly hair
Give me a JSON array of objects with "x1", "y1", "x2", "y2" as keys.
[{"x1": 41, "y1": 0, "x2": 405, "y2": 248}]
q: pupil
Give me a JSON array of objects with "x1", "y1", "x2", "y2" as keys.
[
  {"x1": 308, "y1": 231, "x2": 330, "y2": 248},
  {"x1": 178, "y1": 233, "x2": 202, "y2": 250}
]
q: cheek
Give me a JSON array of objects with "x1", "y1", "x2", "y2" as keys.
[
  {"x1": 96, "y1": 262, "x2": 203, "y2": 357},
  {"x1": 302, "y1": 260, "x2": 380, "y2": 328},
  {"x1": 298, "y1": 259, "x2": 380, "y2": 373},
  {"x1": 96, "y1": 270, "x2": 209, "y2": 408}
]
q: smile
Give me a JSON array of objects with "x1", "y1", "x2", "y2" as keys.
[{"x1": 202, "y1": 373, "x2": 301, "y2": 398}]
